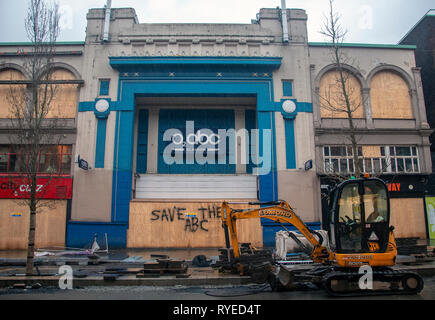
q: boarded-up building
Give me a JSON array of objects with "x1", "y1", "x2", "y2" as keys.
[{"x1": 0, "y1": 5, "x2": 432, "y2": 250}]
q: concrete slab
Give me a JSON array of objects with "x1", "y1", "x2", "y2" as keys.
[
  {"x1": 397, "y1": 255, "x2": 417, "y2": 264},
  {"x1": 0, "y1": 269, "x2": 252, "y2": 288}
]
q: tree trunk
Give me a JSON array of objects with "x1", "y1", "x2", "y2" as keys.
[
  {"x1": 25, "y1": 158, "x2": 38, "y2": 276},
  {"x1": 26, "y1": 202, "x2": 37, "y2": 276}
]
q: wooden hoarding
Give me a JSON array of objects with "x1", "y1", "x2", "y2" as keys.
[{"x1": 127, "y1": 200, "x2": 263, "y2": 248}]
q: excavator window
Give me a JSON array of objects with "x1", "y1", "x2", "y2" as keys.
[
  {"x1": 333, "y1": 178, "x2": 390, "y2": 254},
  {"x1": 362, "y1": 180, "x2": 390, "y2": 253},
  {"x1": 337, "y1": 183, "x2": 363, "y2": 252},
  {"x1": 364, "y1": 182, "x2": 388, "y2": 224}
]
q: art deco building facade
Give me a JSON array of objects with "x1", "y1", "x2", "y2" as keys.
[{"x1": 0, "y1": 6, "x2": 431, "y2": 249}]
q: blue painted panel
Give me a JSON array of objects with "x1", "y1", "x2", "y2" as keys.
[
  {"x1": 295, "y1": 102, "x2": 313, "y2": 113},
  {"x1": 262, "y1": 222, "x2": 322, "y2": 248},
  {"x1": 111, "y1": 110, "x2": 135, "y2": 224},
  {"x1": 99, "y1": 79, "x2": 110, "y2": 96},
  {"x1": 257, "y1": 111, "x2": 277, "y2": 201},
  {"x1": 284, "y1": 119, "x2": 296, "y2": 169},
  {"x1": 66, "y1": 221, "x2": 127, "y2": 249},
  {"x1": 111, "y1": 170, "x2": 132, "y2": 223},
  {"x1": 114, "y1": 110, "x2": 135, "y2": 171},
  {"x1": 95, "y1": 119, "x2": 107, "y2": 168},
  {"x1": 245, "y1": 109, "x2": 257, "y2": 174},
  {"x1": 110, "y1": 56, "x2": 282, "y2": 69},
  {"x1": 158, "y1": 109, "x2": 235, "y2": 174},
  {"x1": 136, "y1": 109, "x2": 148, "y2": 174},
  {"x1": 282, "y1": 80, "x2": 293, "y2": 97}
]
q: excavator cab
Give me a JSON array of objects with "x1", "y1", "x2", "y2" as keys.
[{"x1": 329, "y1": 177, "x2": 390, "y2": 255}]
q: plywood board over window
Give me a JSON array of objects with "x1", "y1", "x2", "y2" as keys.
[
  {"x1": 0, "y1": 199, "x2": 67, "y2": 250},
  {"x1": 362, "y1": 146, "x2": 381, "y2": 158},
  {"x1": 0, "y1": 69, "x2": 26, "y2": 119},
  {"x1": 45, "y1": 69, "x2": 79, "y2": 119},
  {"x1": 390, "y1": 198, "x2": 426, "y2": 239},
  {"x1": 319, "y1": 70, "x2": 364, "y2": 119},
  {"x1": 370, "y1": 71, "x2": 413, "y2": 119}
]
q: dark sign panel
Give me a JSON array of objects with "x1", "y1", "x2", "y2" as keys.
[
  {"x1": 78, "y1": 159, "x2": 89, "y2": 171},
  {"x1": 380, "y1": 175, "x2": 428, "y2": 198}
]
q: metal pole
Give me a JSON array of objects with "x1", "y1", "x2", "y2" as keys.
[
  {"x1": 103, "y1": 0, "x2": 112, "y2": 42},
  {"x1": 281, "y1": 0, "x2": 289, "y2": 43}
]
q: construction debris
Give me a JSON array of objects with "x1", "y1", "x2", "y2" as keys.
[
  {"x1": 136, "y1": 258, "x2": 189, "y2": 278},
  {"x1": 35, "y1": 233, "x2": 108, "y2": 258},
  {"x1": 396, "y1": 237, "x2": 429, "y2": 255}
]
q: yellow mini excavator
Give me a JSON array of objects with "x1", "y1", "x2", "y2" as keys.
[{"x1": 217, "y1": 177, "x2": 424, "y2": 296}]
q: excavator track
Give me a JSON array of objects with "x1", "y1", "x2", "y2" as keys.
[{"x1": 322, "y1": 268, "x2": 424, "y2": 297}]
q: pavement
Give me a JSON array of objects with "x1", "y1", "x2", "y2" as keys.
[{"x1": 0, "y1": 248, "x2": 434, "y2": 289}]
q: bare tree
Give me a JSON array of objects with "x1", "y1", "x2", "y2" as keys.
[
  {"x1": 318, "y1": 0, "x2": 365, "y2": 179},
  {"x1": 6, "y1": 0, "x2": 61, "y2": 276}
]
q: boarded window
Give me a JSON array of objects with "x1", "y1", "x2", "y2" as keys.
[
  {"x1": 0, "y1": 69, "x2": 26, "y2": 119},
  {"x1": 46, "y1": 69, "x2": 79, "y2": 119},
  {"x1": 370, "y1": 71, "x2": 413, "y2": 119},
  {"x1": 319, "y1": 70, "x2": 364, "y2": 119}
]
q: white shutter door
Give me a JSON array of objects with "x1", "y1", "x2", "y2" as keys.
[{"x1": 135, "y1": 175, "x2": 257, "y2": 199}]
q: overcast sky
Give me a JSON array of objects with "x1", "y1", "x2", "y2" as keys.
[{"x1": 0, "y1": 0, "x2": 433, "y2": 44}]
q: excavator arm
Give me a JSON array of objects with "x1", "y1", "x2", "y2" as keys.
[{"x1": 221, "y1": 201, "x2": 332, "y2": 264}]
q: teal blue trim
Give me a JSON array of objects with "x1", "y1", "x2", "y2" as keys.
[
  {"x1": 79, "y1": 99, "x2": 116, "y2": 113},
  {"x1": 95, "y1": 119, "x2": 107, "y2": 168},
  {"x1": 111, "y1": 56, "x2": 280, "y2": 82},
  {"x1": 282, "y1": 80, "x2": 293, "y2": 96},
  {"x1": 257, "y1": 111, "x2": 278, "y2": 201},
  {"x1": 245, "y1": 109, "x2": 257, "y2": 175},
  {"x1": 120, "y1": 81, "x2": 276, "y2": 111},
  {"x1": 271, "y1": 110, "x2": 278, "y2": 199},
  {"x1": 284, "y1": 118, "x2": 296, "y2": 169},
  {"x1": 277, "y1": 100, "x2": 310, "y2": 169},
  {"x1": 95, "y1": 109, "x2": 110, "y2": 119},
  {"x1": 278, "y1": 99, "x2": 313, "y2": 115},
  {"x1": 136, "y1": 109, "x2": 149, "y2": 174},
  {"x1": 111, "y1": 111, "x2": 120, "y2": 223},
  {"x1": 110, "y1": 56, "x2": 282, "y2": 68},
  {"x1": 309, "y1": 42, "x2": 416, "y2": 50},
  {"x1": 78, "y1": 101, "x2": 95, "y2": 112},
  {"x1": 295, "y1": 101, "x2": 313, "y2": 113},
  {"x1": 111, "y1": 110, "x2": 135, "y2": 223},
  {"x1": 99, "y1": 79, "x2": 110, "y2": 96}
]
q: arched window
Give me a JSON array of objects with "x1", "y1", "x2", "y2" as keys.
[
  {"x1": 45, "y1": 68, "x2": 79, "y2": 119},
  {"x1": 370, "y1": 71, "x2": 413, "y2": 119},
  {"x1": 0, "y1": 68, "x2": 26, "y2": 118},
  {"x1": 319, "y1": 70, "x2": 364, "y2": 119}
]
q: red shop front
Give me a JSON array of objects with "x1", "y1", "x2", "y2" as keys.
[{"x1": 0, "y1": 176, "x2": 72, "y2": 250}]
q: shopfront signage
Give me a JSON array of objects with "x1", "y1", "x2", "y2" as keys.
[
  {"x1": 0, "y1": 177, "x2": 72, "y2": 200},
  {"x1": 387, "y1": 183, "x2": 401, "y2": 192}
]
